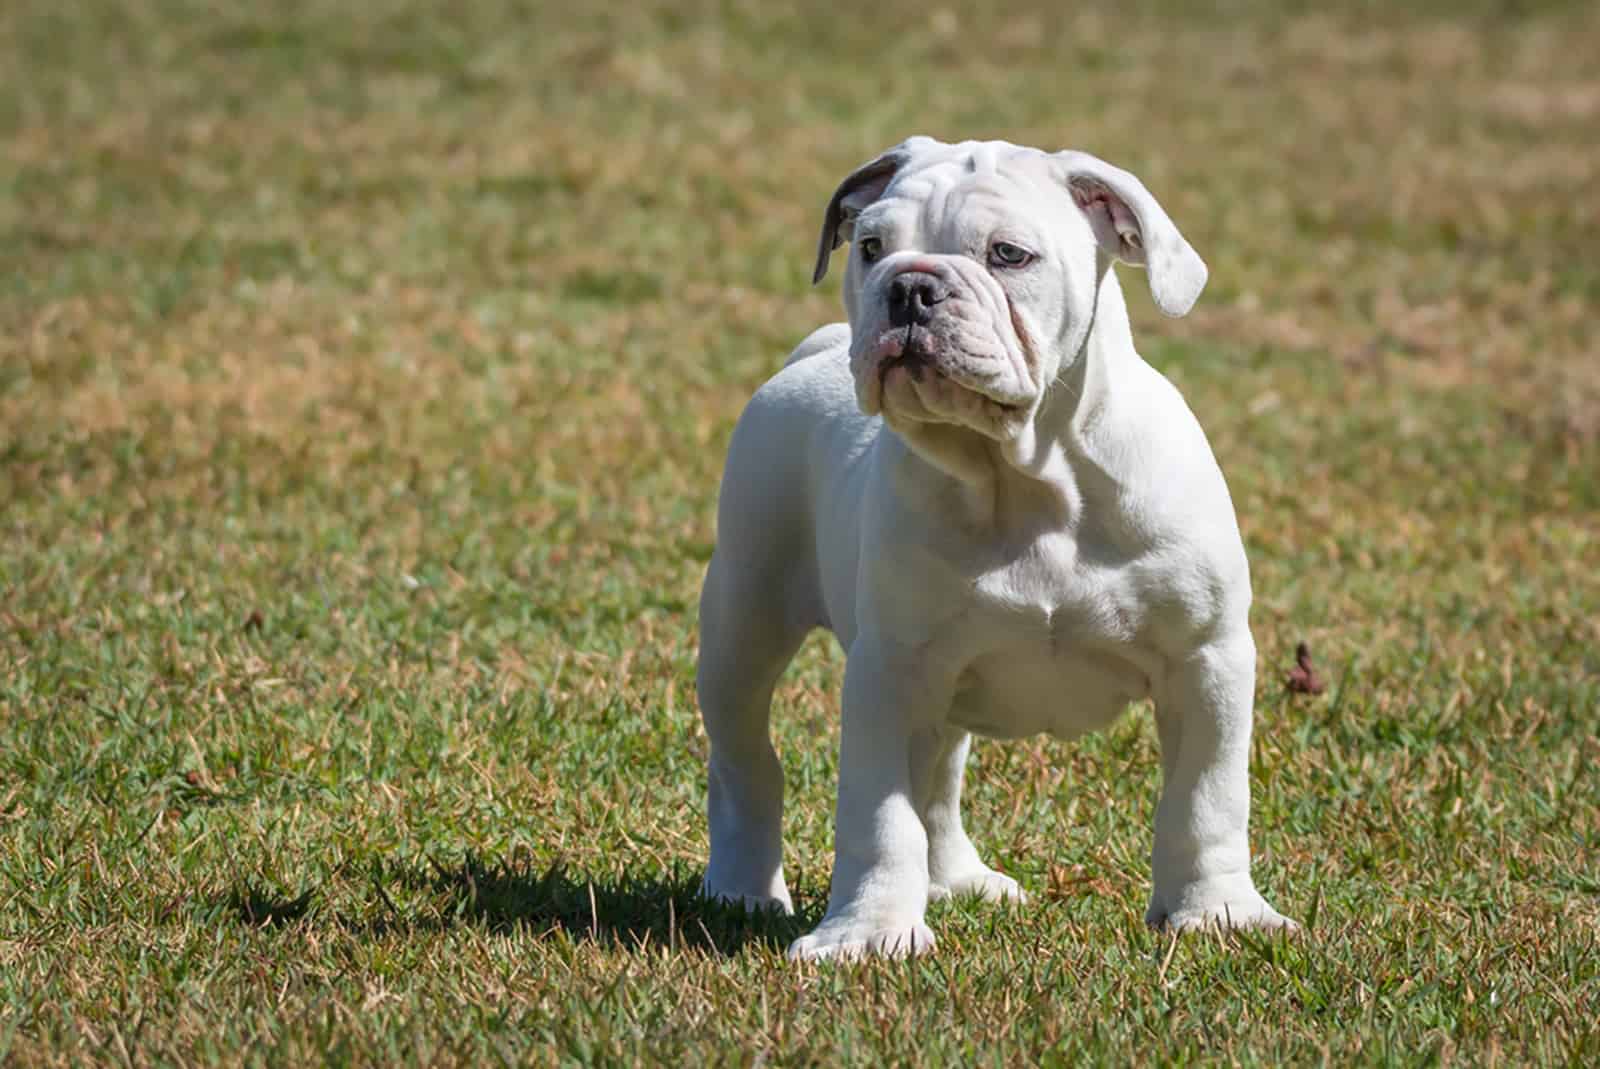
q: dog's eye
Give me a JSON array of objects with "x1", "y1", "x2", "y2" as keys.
[
  {"x1": 988, "y1": 241, "x2": 1034, "y2": 268},
  {"x1": 858, "y1": 237, "x2": 883, "y2": 263}
]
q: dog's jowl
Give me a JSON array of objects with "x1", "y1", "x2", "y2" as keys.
[{"x1": 697, "y1": 137, "x2": 1297, "y2": 961}]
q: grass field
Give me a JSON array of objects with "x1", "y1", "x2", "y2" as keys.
[{"x1": 3, "y1": 0, "x2": 1598, "y2": 1063}]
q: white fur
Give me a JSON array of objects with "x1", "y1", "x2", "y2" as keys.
[{"x1": 698, "y1": 138, "x2": 1295, "y2": 961}]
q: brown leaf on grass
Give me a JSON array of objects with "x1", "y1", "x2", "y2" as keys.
[{"x1": 1287, "y1": 641, "x2": 1327, "y2": 695}]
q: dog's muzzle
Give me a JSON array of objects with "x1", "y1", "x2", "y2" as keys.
[{"x1": 851, "y1": 256, "x2": 1040, "y2": 431}]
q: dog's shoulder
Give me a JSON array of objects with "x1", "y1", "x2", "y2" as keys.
[
  {"x1": 740, "y1": 323, "x2": 859, "y2": 429},
  {"x1": 724, "y1": 323, "x2": 875, "y2": 485},
  {"x1": 784, "y1": 322, "x2": 851, "y2": 367}
]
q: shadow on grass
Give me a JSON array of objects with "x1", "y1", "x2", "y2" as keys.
[{"x1": 225, "y1": 855, "x2": 810, "y2": 956}]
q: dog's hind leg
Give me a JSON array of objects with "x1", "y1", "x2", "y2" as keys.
[
  {"x1": 697, "y1": 552, "x2": 811, "y2": 915},
  {"x1": 921, "y1": 730, "x2": 1026, "y2": 905}
]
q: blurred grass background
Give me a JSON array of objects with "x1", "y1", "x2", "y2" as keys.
[{"x1": 2, "y1": 1, "x2": 1597, "y2": 1064}]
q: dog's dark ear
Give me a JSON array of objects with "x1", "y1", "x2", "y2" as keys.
[
  {"x1": 1054, "y1": 151, "x2": 1207, "y2": 317},
  {"x1": 812, "y1": 139, "x2": 929, "y2": 285}
]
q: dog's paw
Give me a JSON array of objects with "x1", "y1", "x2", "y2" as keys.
[
  {"x1": 701, "y1": 881, "x2": 794, "y2": 916},
  {"x1": 929, "y1": 868, "x2": 1027, "y2": 905},
  {"x1": 1147, "y1": 892, "x2": 1298, "y2": 934},
  {"x1": 786, "y1": 919, "x2": 936, "y2": 962}
]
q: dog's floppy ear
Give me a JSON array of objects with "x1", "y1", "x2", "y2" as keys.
[
  {"x1": 1055, "y1": 151, "x2": 1207, "y2": 317},
  {"x1": 812, "y1": 139, "x2": 930, "y2": 285}
]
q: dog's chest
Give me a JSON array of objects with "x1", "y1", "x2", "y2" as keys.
[{"x1": 944, "y1": 535, "x2": 1163, "y2": 740}]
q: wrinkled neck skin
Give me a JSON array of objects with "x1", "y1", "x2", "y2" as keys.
[{"x1": 882, "y1": 256, "x2": 1137, "y2": 532}]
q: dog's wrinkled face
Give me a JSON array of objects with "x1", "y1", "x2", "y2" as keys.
[
  {"x1": 843, "y1": 152, "x2": 1093, "y2": 440},
  {"x1": 813, "y1": 138, "x2": 1207, "y2": 442}
]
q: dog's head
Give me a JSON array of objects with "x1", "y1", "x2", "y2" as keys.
[{"x1": 813, "y1": 137, "x2": 1206, "y2": 441}]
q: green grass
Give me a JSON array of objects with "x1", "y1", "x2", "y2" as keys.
[{"x1": 2, "y1": 0, "x2": 1598, "y2": 1064}]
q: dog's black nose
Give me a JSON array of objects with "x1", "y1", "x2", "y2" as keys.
[{"x1": 887, "y1": 273, "x2": 948, "y2": 328}]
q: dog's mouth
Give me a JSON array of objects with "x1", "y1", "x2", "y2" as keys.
[
  {"x1": 878, "y1": 327, "x2": 933, "y2": 388},
  {"x1": 877, "y1": 329, "x2": 1025, "y2": 416},
  {"x1": 859, "y1": 320, "x2": 1034, "y2": 430}
]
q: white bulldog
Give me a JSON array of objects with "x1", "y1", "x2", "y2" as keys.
[{"x1": 697, "y1": 137, "x2": 1296, "y2": 961}]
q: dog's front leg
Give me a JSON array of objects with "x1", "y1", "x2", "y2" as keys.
[
  {"x1": 1147, "y1": 636, "x2": 1297, "y2": 932},
  {"x1": 788, "y1": 642, "x2": 942, "y2": 961}
]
